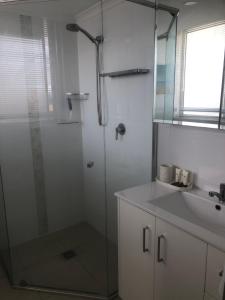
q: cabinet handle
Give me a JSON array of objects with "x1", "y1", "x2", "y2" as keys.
[
  {"x1": 157, "y1": 235, "x2": 166, "y2": 263},
  {"x1": 143, "y1": 226, "x2": 151, "y2": 253}
]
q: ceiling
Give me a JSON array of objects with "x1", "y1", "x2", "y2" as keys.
[{"x1": 0, "y1": 0, "x2": 100, "y2": 19}]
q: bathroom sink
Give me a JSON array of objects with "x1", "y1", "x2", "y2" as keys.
[{"x1": 150, "y1": 192, "x2": 225, "y2": 231}]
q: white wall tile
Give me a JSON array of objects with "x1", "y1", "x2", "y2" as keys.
[{"x1": 158, "y1": 124, "x2": 225, "y2": 191}]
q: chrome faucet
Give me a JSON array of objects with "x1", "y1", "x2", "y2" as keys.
[{"x1": 209, "y1": 183, "x2": 225, "y2": 203}]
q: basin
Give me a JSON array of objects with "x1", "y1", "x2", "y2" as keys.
[{"x1": 150, "y1": 191, "x2": 225, "y2": 231}]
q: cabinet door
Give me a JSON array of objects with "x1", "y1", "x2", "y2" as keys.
[
  {"x1": 118, "y1": 200, "x2": 155, "y2": 300},
  {"x1": 206, "y1": 245, "x2": 225, "y2": 300},
  {"x1": 155, "y1": 219, "x2": 207, "y2": 300}
]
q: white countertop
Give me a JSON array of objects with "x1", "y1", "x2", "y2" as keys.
[{"x1": 116, "y1": 182, "x2": 225, "y2": 252}]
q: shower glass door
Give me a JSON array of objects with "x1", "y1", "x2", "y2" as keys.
[
  {"x1": 0, "y1": 0, "x2": 111, "y2": 298},
  {"x1": 0, "y1": 0, "x2": 156, "y2": 298}
]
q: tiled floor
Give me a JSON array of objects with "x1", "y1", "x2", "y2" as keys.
[
  {"x1": 0, "y1": 272, "x2": 120, "y2": 300},
  {"x1": 1, "y1": 222, "x2": 118, "y2": 299}
]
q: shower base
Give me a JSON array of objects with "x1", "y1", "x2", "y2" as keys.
[{"x1": 9, "y1": 222, "x2": 117, "y2": 299}]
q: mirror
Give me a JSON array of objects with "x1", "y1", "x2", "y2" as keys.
[{"x1": 154, "y1": 0, "x2": 225, "y2": 129}]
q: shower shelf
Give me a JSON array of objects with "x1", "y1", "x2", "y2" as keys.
[
  {"x1": 66, "y1": 93, "x2": 89, "y2": 101},
  {"x1": 57, "y1": 121, "x2": 81, "y2": 125},
  {"x1": 100, "y1": 68, "x2": 151, "y2": 78}
]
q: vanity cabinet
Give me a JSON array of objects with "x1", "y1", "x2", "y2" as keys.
[
  {"x1": 118, "y1": 199, "x2": 216, "y2": 300},
  {"x1": 155, "y1": 218, "x2": 207, "y2": 300},
  {"x1": 118, "y1": 200, "x2": 155, "y2": 300},
  {"x1": 206, "y1": 245, "x2": 225, "y2": 300}
]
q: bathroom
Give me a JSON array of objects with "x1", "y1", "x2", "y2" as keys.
[{"x1": 0, "y1": 0, "x2": 224, "y2": 300}]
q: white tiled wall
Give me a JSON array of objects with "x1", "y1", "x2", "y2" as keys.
[{"x1": 158, "y1": 124, "x2": 225, "y2": 192}]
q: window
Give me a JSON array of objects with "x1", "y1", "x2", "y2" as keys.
[{"x1": 181, "y1": 23, "x2": 225, "y2": 123}]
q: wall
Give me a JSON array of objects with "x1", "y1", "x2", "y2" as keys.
[
  {"x1": 158, "y1": 124, "x2": 225, "y2": 192},
  {"x1": 77, "y1": 0, "x2": 155, "y2": 240}
]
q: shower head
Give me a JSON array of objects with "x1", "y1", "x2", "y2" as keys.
[
  {"x1": 66, "y1": 23, "x2": 103, "y2": 46},
  {"x1": 66, "y1": 23, "x2": 80, "y2": 32},
  {"x1": 66, "y1": 23, "x2": 104, "y2": 126}
]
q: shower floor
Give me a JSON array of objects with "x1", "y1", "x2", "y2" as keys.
[{"x1": 10, "y1": 222, "x2": 117, "y2": 297}]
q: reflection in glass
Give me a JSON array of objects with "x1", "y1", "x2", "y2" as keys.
[
  {"x1": 154, "y1": 9, "x2": 178, "y2": 123},
  {"x1": 155, "y1": 0, "x2": 225, "y2": 129}
]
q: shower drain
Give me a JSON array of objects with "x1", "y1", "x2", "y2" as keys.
[{"x1": 61, "y1": 250, "x2": 77, "y2": 260}]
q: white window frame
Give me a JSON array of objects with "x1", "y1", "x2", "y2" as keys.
[{"x1": 176, "y1": 20, "x2": 225, "y2": 126}]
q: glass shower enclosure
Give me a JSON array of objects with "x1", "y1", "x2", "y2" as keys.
[
  {"x1": 0, "y1": 0, "x2": 112, "y2": 298},
  {"x1": 0, "y1": 0, "x2": 155, "y2": 299}
]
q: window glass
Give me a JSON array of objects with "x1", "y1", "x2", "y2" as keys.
[{"x1": 183, "y1": 23, "x2": 225, "y2": 115}]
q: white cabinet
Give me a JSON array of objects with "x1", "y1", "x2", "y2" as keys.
[
  {"x1": 118, "y1": 199, "x2": 207, "y2": 300},
  {"x1": 206, "y1": 245, "x2": 225, "y2": 300},
  {"x1": 118, "y1": 200, "x2": 155, "y2": 300},
  {"x1": 155, "y1": 218, "x2": 207, "y2": 300},
  {"x1": 118, "y1": 199, "x2": 225, "y2": 300}
]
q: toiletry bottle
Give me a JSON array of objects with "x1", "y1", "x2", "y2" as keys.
[
  {"x1": 175, "y1": 168, "x2": 182, "y2": 183},
  {"x1": 182, "y1": 170, "x2": 189, "y2": 186}
]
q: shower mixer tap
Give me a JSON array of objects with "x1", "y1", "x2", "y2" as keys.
[
  {"x1": 87, "y1": 161, "x2": 94, "y2": 168},
  {"x1": 115, "y1": 123, "x2": 126, "y2": 140}
]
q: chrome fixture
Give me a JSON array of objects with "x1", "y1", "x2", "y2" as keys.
[
  {"x1": 66, "y1": 92, "x2": 89, "y2": 101},
  {"x1": 66, "y1": 23, "x2": 104, "y2": 126},
  {"x1": 126, "y1": 0, "x2": 179, "y2": 16},
  {"x1": 87, "y1": 161, "x2": 94, "y2": 169},
  {"x1": 66, "y1": 92, "x2": 89, "y2": 111},
  {"x1": 209, "y1": 183, "x2": 225, "y2": 203},
  {"x1": 100, "y1": 68, "x2": 150, "y2": 78},
  {"x1": 115, "y1": 123, "x2": 126, "y2": 140},
  {"x1": 66, "y1": 24, "x2": 103, "y2": 46}
]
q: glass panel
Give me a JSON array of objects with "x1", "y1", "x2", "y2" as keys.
[
  {"x1": 154, "y1": 9, "x2": 177, "y2": 123},
  {"x1": 0, "y1": 0, "x2": 156, "y2": 298},
  {"x1": 183, "y1": 24, "x2": 225, "y2": 112},
  {"x1": 0, "y1": 0, "x2": 109, "y2": 297},
  {"x1": 180, "y1": 23, "x2": 225, "y2": 127},
  {"x1": 102, "y1": 0, "x2": 155, "y2": 294}
]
